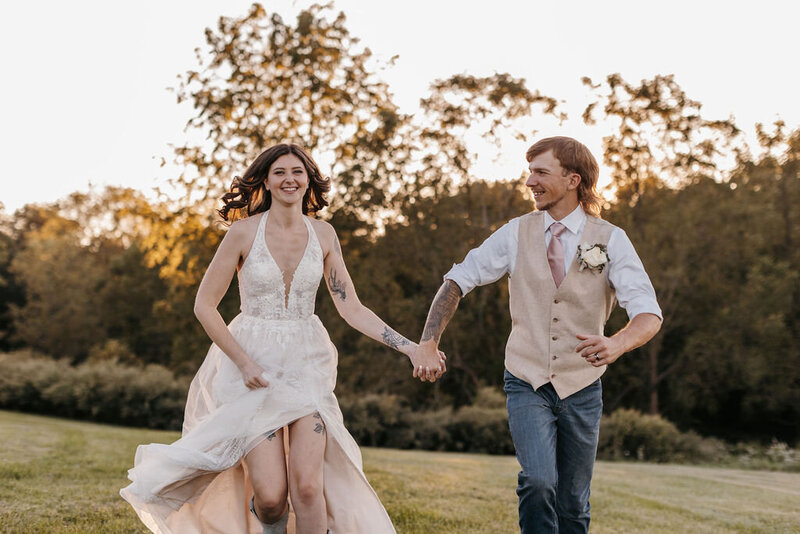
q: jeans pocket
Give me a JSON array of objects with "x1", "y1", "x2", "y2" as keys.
[
  {"x1": 503, "y1": 369, "x2": 519, "y2": 393},
  {"x1": 503, "y1": 369, "x2": 532, "y2": 396},
  {"x1": 589, "y1": 377, "x2": 602, "y2": 391}
]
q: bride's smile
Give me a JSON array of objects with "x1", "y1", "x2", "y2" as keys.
[{"x1": 267, "y1": 154, "x2": 309, "y2": 204}]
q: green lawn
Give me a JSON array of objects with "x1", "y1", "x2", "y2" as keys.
[{"x1": 1, "y1": 410, "x2": 798, "y2": 533}]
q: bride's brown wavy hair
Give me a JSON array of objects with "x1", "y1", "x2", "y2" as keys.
[{"x1": 218, "y1": 143, "x2": 330, "y2": 222}]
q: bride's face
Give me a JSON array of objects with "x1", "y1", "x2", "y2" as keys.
[{"x1": 266, "y1": 154, "x2": 309, "y2": 206}]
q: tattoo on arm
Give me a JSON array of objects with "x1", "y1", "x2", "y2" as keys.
[
  {"x1": 381, "y1": 326, "x2": 411, "y2": 350},
  {"x1": 328, "y1": 268, "x2": 347, "y2": 301},
  {"x1": 421, "y1": 280, "x2": 462, "y2": 344}
]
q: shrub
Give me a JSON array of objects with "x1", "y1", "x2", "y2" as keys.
[
  {"x1": 339, "y1": 393, "x2": 414, "y2": 448},
  {"x1": 444, "y1": 405, "x2": 514, "y2": 454},
  {"x1": 598, "y1": 408, "x2": 725, "y2": 463},
  {"x1": 407, "y1": 408, "x2": 455, "y2": 451},
  {"x1": 764, "y1": 440, "x2": 800, "y2": 469},
  {"x1": 7, "y1": 351, "x2": 790, "y2": 467},
  {"x1": 86, "y1": 339, "x2": 139, "y2": 366},
  {"x1": 0, "y1": 350, "x2": 188, "y2": 429},
  {"x1": 727, "y1": 439, "x2": 800, "y2": 472},
  {"x1": 472, "y1": 386, "x2": 506, "y2": 409},
  {"x1": 341, "y1": 392, "x2": 514, "y2": 454},
  {"x1": 0, "y1": 350, "x2": 64, "y2": 413}
]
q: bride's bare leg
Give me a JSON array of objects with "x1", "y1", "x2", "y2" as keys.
[
  {"x1": 288, "y1": 412, "x2": 327, "y2": 533},
  {"x1": 246, "y1": 428, "x2": 289, "y2": 524}
]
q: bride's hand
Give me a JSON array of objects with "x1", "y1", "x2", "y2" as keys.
[
  {"x1": 239, "y1": 360, "x2": 270, "y2": 389},
  {"x1": 408, "y1": 343, "x2": 447, "y2": 382}
]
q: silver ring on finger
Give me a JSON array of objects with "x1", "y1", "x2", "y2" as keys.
[{"x1": 594, "y1": 353, "x2": 600, "y2": 361}]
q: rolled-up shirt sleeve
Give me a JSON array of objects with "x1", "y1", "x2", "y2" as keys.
[
  {"x1": 607, "y1": 228, "x2": 663, "y2": 321},
  {"x1": 444, "y1": 220, "x2": 517, "y2": 297}
]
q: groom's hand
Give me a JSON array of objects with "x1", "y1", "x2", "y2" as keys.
[
  {"x1": 576, "y1": 314, "x2": 661, "y2": 367},
  {"x1": 409, "y1": 340, "x2": 447, "y2": 382},
  {"x1": 575, "y1": 333, "x2": 626, "y2": 367}
]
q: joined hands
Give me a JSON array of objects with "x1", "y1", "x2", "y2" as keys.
[{"x1": 408, "y1": 340, "x2": 447, "y2": 383}]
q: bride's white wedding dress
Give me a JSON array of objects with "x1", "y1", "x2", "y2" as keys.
[{"x1": 120, "y1": 211, "x2": 396, "y2": 533}]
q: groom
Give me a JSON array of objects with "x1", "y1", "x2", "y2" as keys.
[{"x1": 411, "y1": 136, "x2": 662, "y2": 533}]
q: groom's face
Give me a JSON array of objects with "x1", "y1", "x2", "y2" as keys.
[{"x1": 525, "y1": 150, "x2": 580, "y2": 213}]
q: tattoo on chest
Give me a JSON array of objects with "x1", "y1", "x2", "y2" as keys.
[
  {"x1": 328, "y1": 268, "x2": 347, "y2": 300},
  {"x1": 382, "y1": 326, "x2": 410, "y2": 349}
]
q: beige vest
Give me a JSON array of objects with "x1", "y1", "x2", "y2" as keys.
[{"x1": 506, "y1": 211, "x2": 617, "y2": 399}]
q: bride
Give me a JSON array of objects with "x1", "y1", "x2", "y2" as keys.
[{"x1": 120, "y1": 143, "x2": 443, "y2": 533}]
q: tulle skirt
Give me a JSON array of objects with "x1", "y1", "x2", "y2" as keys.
[{"x1": 120, "y1": 313, "x2": 395, "y2": 534}]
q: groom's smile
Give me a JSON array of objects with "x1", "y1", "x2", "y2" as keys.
[{"x1": 525, "y1": 149, "x2": 580, "y2": 218}]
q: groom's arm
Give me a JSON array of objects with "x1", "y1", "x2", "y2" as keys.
[
  {"x1": 575, "y1": 312, "x2": 661, "y2": 366},
  {"x1": 576, "y1": 227, "x2": 663, "y2": 366},
  {"x1": 413, "y1": 219, "x2": 517, "y2": 383},
  {"x1": 421, "y1": 280, "x2": 462, "y2": 345},
  {"x1": 412, "y1": 280, "x2": 463, "y2": 382}
]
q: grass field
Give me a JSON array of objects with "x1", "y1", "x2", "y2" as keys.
[{"x1": 1, "y1": 410, "x2": 798, "y2": 533}]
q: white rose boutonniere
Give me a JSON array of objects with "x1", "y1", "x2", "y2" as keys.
[{"x1": 577, "y1": 243, "x2": 609, "y2": 273}]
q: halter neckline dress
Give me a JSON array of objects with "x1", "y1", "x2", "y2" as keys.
[{"x1": 121, "y1": 211, "x2": 396, "y2": 534}]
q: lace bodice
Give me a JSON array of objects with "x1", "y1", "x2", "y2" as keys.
[{"x1": 238, "y1": 211, "x2": 323, "y2": 320}]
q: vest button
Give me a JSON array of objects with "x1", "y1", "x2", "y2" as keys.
[
  {"x1": 552, "y1": 355, "x2": 557, "y2": 360},
  {"x1": 554, "y1": 299, "x2": 559, "y2": 304},
  {"x1": 552, "y1": 336, "x2": 558, "y2": 340},
  {"x1": 551, "y1": 373, "x2": 556, "y2": 378},
  {"x1": 553, "y1": 317, "x2": 559, "y2": 322}
]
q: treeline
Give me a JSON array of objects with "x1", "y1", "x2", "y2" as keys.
[
  {"x1": 1, "y1": 140, "x2": 798, "y2": 443},
  {"x1": 0, "y1": 3, "x2": 798, "y2": 445}
]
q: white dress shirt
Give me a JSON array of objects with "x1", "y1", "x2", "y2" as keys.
[{"x1": 444, "y1": 206, "x2": 662, "y2": 321}]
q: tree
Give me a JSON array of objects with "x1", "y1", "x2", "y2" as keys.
[
  {"x1": 584, "y1": 73, "x2": 741, "y2": 414},
  {"x1": 171, "y1": 2, "x2": 403, "y2": 224},
  {"x1": 678, "y1": 123, "x2": 800, "y2": 441},
  {"x1": 99, "y1": 244, "x2": 171, "y2": 365},
  {"x1": 0, "y1": 218, "x2": 24, "y2": 351},
  {"x1": 583, "y1": 73, "x2": 740, "y2": 203},
  {"x1": 10, "y1": 213, "x2": 105, "y2": 361},
  {"x1": 408, "y1": 73, "x2": 561, "y2": 198}
]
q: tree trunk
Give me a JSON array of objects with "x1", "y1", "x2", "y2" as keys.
[{"x1": 648, "y1": 342, "x2": 659, "y2": 415}]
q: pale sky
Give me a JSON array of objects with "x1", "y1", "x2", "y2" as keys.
[{"x1": 1, "y1": 0, "x2": 798, "y2": 213}]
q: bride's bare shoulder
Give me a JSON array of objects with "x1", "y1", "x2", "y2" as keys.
[
  {"x1": 307, "y1": 217, "x2": 337, "y2": 250},
  {"x1": 225, "y1": 214, "x2": 262, "y2": 249}
]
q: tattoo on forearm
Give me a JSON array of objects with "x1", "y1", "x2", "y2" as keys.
[
  {"x1": 421, "y1": 280, "x2": 461, "y2": 343},
  {"x1": 328, "y1": 268, "x2": 347, "y2": 301},
  {"x1": 381, "y1": 326, "x2": 411, "y2": 350}
]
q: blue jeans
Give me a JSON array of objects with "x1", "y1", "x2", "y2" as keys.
[{"x1": 504, "y1": 370, "x2": 602, "y2": 534}]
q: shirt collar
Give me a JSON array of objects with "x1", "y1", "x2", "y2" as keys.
[{"x1": 544, "y1": 206, "x2": 586, "y2": 235}]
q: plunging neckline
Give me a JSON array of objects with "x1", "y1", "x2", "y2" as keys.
[{"x1": 262, "y1": 211, "x2": 312, "y2": 310}]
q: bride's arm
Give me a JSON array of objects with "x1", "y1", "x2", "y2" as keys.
[
  {"x1": 194, "y1": 221, "x2": 268, "y2": 389},
  {"x1": 318, "y1": 222, "x2": 416, "y2": 358}
]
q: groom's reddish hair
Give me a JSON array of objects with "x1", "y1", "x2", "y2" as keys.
[{"x1": 526, "y1": 137, "x2": 603, "y2": 217}]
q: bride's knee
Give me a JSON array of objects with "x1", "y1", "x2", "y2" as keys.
[
  {"x1": 290, "y1": 477, "x2": 323, "y2": 506},
  {"x1": 252, "y1": 482, "x2": 288, "y2": 520}
]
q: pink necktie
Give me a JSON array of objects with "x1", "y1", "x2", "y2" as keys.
[{"x1": 547, "y1": 222, "x2": 567, "y2": 287}]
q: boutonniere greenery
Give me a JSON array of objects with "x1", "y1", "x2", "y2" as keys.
[{"x1": 577, "y1": 243, "x2": 609, "y2": 273}]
